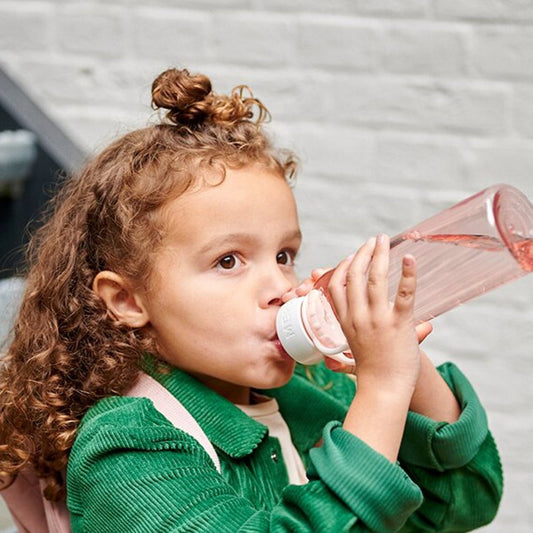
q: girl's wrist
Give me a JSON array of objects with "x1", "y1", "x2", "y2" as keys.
[
  {"x1": 344, "y1": 379, "x2": 414, "y2": 462},
  {"x1": 355, "y1": 364, "x2": 419, "y2": 398}
]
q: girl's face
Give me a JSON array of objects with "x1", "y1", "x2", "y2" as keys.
[{"x1": 142, "y1": 163, "x2": 302, "y2": 404}]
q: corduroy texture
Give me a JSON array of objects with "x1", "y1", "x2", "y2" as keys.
[
  {"x1": 399, "y1": 362, "x2": 489, "y2": 471},
  {"x1": 66, "y1": 362, "x2": 502, "y2": 532}
]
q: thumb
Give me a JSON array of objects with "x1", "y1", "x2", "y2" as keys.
[{"x1": 416, "y1": 321, "x2": 433, "y2": 344}]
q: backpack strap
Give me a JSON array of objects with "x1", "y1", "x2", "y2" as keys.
[
  {"x1": 1, "y1": 469, "x2": 51, "y2": 533},
  {"x1": 1, "y1": 370, "x2": 220, "y2": 533},
  {"x1": 124, "y1": 371, "x2": 221, "y2": 473},
  {"x1": 39, "y1": 479, "x2": 71, "y2": 533}
]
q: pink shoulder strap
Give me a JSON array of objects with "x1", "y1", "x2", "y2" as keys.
[
  {"x1": 125, "y1": 372, "x2": 221, "y2": 472},
  {"x1": 1, "y1": 371, "x2": 220, "y2": 532},
  {"x1": 0, "y1": 470, "x2": 71, "y2": 533}
]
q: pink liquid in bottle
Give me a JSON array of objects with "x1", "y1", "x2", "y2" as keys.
[{"x1": 277, "y1": 184, "x2": 533, "y2": 365}]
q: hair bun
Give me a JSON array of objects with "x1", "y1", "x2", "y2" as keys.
[
  {"x1": 151, "y1": 68, "x2": 268, "y2": 128},
  {"x1": 151, "y1": 68, "x2": 213, "y2": 126}
]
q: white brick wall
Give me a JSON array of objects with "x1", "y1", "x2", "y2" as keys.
[{"x1": 1, "y1": 1, "x2": 533, "y2": 530}]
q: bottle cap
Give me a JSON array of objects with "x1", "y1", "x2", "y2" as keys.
[
  {"x1": 494, "y1": 184, "x2": 533, "y2": 272},
  {"x1": 276, "y1": 296, "x2": 323, "y2": 365}
]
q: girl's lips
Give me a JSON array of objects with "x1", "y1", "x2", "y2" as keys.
[{"x1": 272, "y1": 337, "x2": 293, "y2": 361}]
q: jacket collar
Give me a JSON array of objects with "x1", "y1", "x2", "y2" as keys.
[
  {"x1": 146, "y1": 359, "x2": 351, "y2": 458},
  {"x1": 147, "y1": 364, "x2": 267, "y2": 458}
]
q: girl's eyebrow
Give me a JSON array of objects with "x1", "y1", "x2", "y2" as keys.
[
  {"x1": 283, "y1": 228, "x2": 303, "y2": 244},
  {"x1": 198, "y1": 229, "x2": 302, "y2": 255},
  {"x1": 198, "y1": 233, "x2": 255, "y2": 254}
]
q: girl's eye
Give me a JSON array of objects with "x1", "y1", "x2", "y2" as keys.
[
  {"x1": 277, "y1": 250, "x2": 295, "y2": 266},
  {"x1": 217, "y1": 254, "x2": 241, "y2": 270}
]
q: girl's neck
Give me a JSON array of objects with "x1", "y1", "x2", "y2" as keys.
[{"x1": 190, "y1": 372, "x2": 252, "y2": 405}]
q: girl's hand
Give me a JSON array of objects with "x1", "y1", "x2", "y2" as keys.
[
  {"x1": 281, "y1": 268, "x2": 329, "y2": 303},
  {"x1": 326, "y1": 234, "x2": 421, "y2": 393},
  {"x1": 325, "y1": 321, "x2": 433, "y2": 373}
]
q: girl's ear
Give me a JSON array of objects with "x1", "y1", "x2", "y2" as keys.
[{"x1": 92, "y1": 271, "x2": 149, "y2": 328}]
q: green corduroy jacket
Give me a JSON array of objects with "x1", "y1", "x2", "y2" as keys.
[{"x1": 67, "y1": 361, "x2": 503, "y2": 532}]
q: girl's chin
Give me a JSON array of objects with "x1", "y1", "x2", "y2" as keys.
[{"x1": 256, "y1": 362, "x2": 295, "y2": 390}]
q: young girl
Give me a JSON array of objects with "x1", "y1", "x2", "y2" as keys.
[{"x1": 0, "y1": 68, "x2": 502, "y2": 532}]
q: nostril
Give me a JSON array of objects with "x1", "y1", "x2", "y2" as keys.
[{"x1": 268, "y1": 297, "x2": 284, "y2": 307}]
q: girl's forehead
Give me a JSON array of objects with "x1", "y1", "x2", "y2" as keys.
[
  {"x1": 176, "y1": 164, "x2": 294, "y2": 210},
  {"x1": 161, "y1": 165, "x2": 299, "y2": 240}
]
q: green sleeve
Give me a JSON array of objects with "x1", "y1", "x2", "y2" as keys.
[
  {"x1": 67, "y1": 399, "x2": 421, "y2": 532},
  {"x1": 399, "y1": 362, "x2": 503, "y2": 532},
  {"x1": 304, "y1": 422, "x2": 423, "y2": 531}
]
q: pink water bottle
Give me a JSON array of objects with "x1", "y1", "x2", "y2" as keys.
[{"x1": 276, "y1": 183, "x2": 533, "y2": 365}]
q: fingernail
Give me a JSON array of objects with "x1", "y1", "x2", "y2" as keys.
[
  {"x1": 403, "y1": 255, "x2": 414, "y2": 266},
  {"x1": 377, "y1": 233, "x2": 389, "y2": 245}
]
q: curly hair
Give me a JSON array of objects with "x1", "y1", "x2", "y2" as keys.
[{"x1": 0, "y1": 68, "x2": 298, "y2": 501}]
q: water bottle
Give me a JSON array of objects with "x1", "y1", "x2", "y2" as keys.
[{"x1": 276, "y1": 183, "x2": 533, "y2": 365}]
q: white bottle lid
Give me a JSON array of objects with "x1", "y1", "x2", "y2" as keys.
[
  {"x1": 276, "y1": 295, "x2": 353, "y2": 366},
  {"x1": 276, "y1": 296, "x2": 323, "y2": 365}
]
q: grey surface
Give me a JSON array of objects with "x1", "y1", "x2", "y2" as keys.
[
  {"x1": 0, "y1": 277, "x2": 25, "y2": 351},
  {"x1": 0, "y1": 278, "x2": 24, "y2": 530}
]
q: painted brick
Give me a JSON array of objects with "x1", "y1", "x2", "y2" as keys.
[
  {"x1": 55, "y1": 6, "x2": 126, "y2": 58},
  {"x1": 296, "y1": 17, "x2": 379, "y2": 71},
  {"x1": 356, "y1": 0, "x2": 429, "y2": 18},
  {"x1": 154, "y1": 0, "x2": 251, "y2": 8},
  {"x1": 6, "y1": 60, "x2": 153, "y2": 119},
  {"x1": 289, "y1": 123, "x2": 376, "y2": 179},
  {"x1": 321, "y1": 76, "x2": 508, "y2": 135},
  {"x1": 211, "y1": 12, "x2": 293, "y2": 66},
  {"x1": 466, "y1": 141, "x2": 533, "y2": 189},
  {"x1": 131, "y1": 8, "x2": 211, "y2": 63},
  {"x1": 296, "y1": 181, "x2": 427, "y2": 250},
  {"x1": 257, "y1": 0, "x2": 429, "y2": 17},
  {"x1": 376, "y1": 134, "x2": 466, "y2": 187},
  {"x1": 382, "y1": 24, "x2": 466, "y2": 76},
  {"x1": 429, "y1": 301, "x2": 533, "y2": 367},
  {"x1": 435, "y1": 0, "x2": 533, "y2": 23},
  {"x1": 254, "y1": 0, "x2": 360, "y2": 14},
  {"x1": 471, "y1": 26, "x2": 533, "y2": 80},
  {"x1": 0, "y1": 4, "x2": 52, "y2": 52},
  {"x1": 513, "y1": 84, "x2": 533, "y2": 138},
  {"x1": 12, "y1": 60, "x2": 106, "y2": 107}
]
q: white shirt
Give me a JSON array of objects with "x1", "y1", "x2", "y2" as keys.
[{"x1": 236, "y1": 394, "x2": 308, "y2": 486}]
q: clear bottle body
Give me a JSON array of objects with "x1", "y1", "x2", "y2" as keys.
[{"x1": 277, "y1": 184, "x2": 533, "y2": 364}]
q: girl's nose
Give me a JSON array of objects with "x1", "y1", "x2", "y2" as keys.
[
  {"x1": 267, "y1": 294, "x2": 286, "y2": 307},
  {"x1": 259, "y1": 267, "x2": 294, "y2": 309}
]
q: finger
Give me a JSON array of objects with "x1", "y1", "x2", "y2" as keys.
[
  {"x1": 415, "y1": 321, "x2": 433, "y2": 343},
  {"x1": 282, "y1": 273, "x2": 320, "y2": 302},
  {"x1": 344, "y1": 237, "x2": 377, "y2": 317},
  {"x1": 286, "y1": 268, "x2": 332, "y2": 301},
  {"x1": 293, "y1": 277, "x2": 315, "y2": 297},
  {"x1": 366, "y1": 234, "x2": 390, "y2": 312},
  {"x1": 325, "y1": 254, "x2": 356, "y2": 319},
  {"x1": 324, "y1": 357, "x2": 357, "y2": 375},
  {"x1": 310, "y1": 268, "x2": 329, "y2": 282},
  {"x1": 393, "y1": 254, "x2": 417, "y2": 316},
  {"x1": 328, "y1": 239, "x2": 374, "y2": 320},
  {"x1": 281, "y1": 286, "x2": 298, "y2": 302}
]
